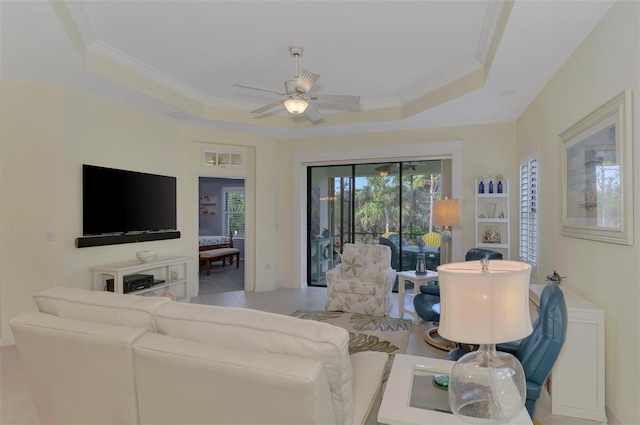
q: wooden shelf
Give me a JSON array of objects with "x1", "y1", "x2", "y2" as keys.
[
  {"x1": 311, "y1": 238, "x2": 333, "y2": 282},
  {"x1": 475, "y1": 180, "x2": 510, "y2": 259}
]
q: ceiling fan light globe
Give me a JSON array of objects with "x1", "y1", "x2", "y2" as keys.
[{"x1": 284, "y1": 99, "x2": 308, "y2": 114}]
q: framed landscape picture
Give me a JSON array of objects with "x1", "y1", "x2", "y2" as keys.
[{"x1": 560, "y1": 90, "x2": 633, "y2": 245}]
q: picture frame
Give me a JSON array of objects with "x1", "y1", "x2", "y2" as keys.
[{"x1": 560, "y1": 90, "x2": 633, "y2": 245}]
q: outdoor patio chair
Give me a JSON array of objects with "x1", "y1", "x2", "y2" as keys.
[{"x1": 422, "y1": 232, "x2": 441, "y2": 248}]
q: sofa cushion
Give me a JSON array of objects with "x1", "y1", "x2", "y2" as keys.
[
  {"x1": 134, "y1": 333, "x2": 336, "y2": 425},
  {"x1": 340, "y1": 254, "x2": 364, "y2": 278},
  {"x1": 34, "y1": 287, "x2": 170, "y2": 332},
  {"x1": 152, "y1": 302, "x2": 354, "y2": 425}
]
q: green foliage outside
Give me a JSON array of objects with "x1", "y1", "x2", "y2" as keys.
[
  {"x1": 334, "y1": 173, "x2": 442, "y2": 246},
  {"x1": 225, "y1": 191, "x2": 245, "y2": 236}
]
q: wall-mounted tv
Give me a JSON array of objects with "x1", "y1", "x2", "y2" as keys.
[{"x1": 77, "y1": 165, "x2": 179, "y2": 247}]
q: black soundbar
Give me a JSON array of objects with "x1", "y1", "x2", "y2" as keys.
[{"x1": 75, "y1": 231, "x2": 181, "y2": 248}]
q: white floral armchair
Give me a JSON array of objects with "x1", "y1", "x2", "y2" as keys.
[{"x1": 325, "y1": 243, "x2": 395, "y2": 316}]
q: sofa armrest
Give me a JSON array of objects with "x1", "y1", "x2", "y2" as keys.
[
  {"x1": 375, "y1": 267, "x2": 396, "y2": 296},
  {"x1": 350, "y1": 351, "x2": 389, "y2": 425},
  {"x1": 326, "y1": 265, "x2": 342, "y2": 287}
]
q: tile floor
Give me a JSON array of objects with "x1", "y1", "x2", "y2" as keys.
[
  {"x1": 1, "y1": 287, "x2": 604, "y2": 425},
  {"x1": 198, "y1": 260, "x2": 245, "y2": 294}
]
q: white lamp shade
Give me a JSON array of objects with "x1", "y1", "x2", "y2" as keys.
[
  {"x1": 432, "y1": 198, "x2": 461, "y2": 227},
  {"x1": 284, "y1": 99, "x2": 308, "y2": 114},
  {"x1": 438, "y1": 260, "x2": 532, "y2": 344}
]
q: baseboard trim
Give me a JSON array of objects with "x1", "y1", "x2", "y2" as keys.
[{"x1": 606, "y1": 407, "x2": 622, "y2": 425}]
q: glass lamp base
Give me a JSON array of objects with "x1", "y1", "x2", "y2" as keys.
[{"x1": 448, "y1": 344, "x2": 526, "y2": 424}]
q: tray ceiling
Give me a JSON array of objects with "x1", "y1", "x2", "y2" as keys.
[{"x1": 1, "y1": 1, "x2": 614, "y2": 138}]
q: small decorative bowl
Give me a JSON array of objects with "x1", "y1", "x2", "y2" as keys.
[{"x1": 136, "y1": 251, "x2": 157, "y2": 263}]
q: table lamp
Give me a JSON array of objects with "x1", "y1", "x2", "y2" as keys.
[
  {"x1": 438, "y1": 259, "x2": 533, "y2": 423},
  {"x1": 432, "y1": 197, "x2": 460, "y2": 264}
]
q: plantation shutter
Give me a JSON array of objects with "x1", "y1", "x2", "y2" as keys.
[{"x1": 519, "y1": 158, "x2": 538, "y2": 266}]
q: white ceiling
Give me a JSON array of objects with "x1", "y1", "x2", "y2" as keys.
[{"x1": 1, "y1": 0, "x2": 614, "y2": 139}]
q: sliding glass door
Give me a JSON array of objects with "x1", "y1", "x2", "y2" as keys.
[{"x1": 307, "y1": 160, "x2": 444, "y2": 286}]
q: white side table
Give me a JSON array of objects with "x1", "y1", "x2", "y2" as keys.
[
  {"x1": 378, "y1": 354, "x2": 533, "y2": 425},
  {"x1": 396, "y1": 270, "x2": 438, "y2": 322}
]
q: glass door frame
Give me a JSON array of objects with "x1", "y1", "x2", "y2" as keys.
[
  {"x1": 294, "y1": 142, "x2": 464, "y2": 287},
  {"x1": 306, "y1": 161, "x2": 444, "y2": 286}
]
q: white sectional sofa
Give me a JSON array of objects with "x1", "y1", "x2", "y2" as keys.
[{"x1": 10, "y1": 287, "x2": 388, "y2": 425}]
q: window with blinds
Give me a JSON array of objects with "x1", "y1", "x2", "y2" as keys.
[
  {"x1": 223, "y1": 188, "x2": 245, "y2": 237},
  {"x1": 520, "y1": 158, "x2": 538, "y2": 267}
]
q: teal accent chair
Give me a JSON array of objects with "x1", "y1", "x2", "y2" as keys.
[
  {"x1": 378, "y1": 237, "x2": 415, "y2": 292},
  {"x1": 445, "y1": 284, "x2": 568, "y2": 420},
  {"x1": 413, "y1": 248, "x2": 503, "y2": 322},
  {"x1": 464, "y1": 248, "x2": 504, "y2": 261},
  {"x1": 499, "y1": 284, "x2": 567, "y2": 418},
  {"x1": 378, "y1": 237, "x2": 415, "y2": 272}
]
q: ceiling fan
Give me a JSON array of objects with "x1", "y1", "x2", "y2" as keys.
[
  {"x1": 374, "y1": 163, "x2": 418, "y2": 176},
  {"x1": 233, "y1": 44, "x2": 360, "y2": 122}
]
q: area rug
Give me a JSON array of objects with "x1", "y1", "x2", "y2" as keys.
[{"x1": 290, "y1": 309, "x2": 412, "y2": 381}]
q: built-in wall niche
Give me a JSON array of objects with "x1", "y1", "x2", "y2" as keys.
[{"x1": 203, "y1": 151, "x2": 242, "y2": 168}]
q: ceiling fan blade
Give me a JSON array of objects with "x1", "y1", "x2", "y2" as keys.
[
  {"x1": 251, "y1": 101, "x2": 284, "y2": 114},
  {"x1": 309, "y1": 94, "x2": 360, "y2": 104},
  {"x1": 233, "y1": 84, "x2": 285, "y2": 96},
  {"x1": 305, "y1": 103, "x2": 324, "y2": 121},
  {"x1": 295, "y1": 69, "x2": 320, "y2": 93}
]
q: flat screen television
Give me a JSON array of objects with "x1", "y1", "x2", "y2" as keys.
[{"x1": 82, "y1": 164, "x2": 177, "y2": 236}]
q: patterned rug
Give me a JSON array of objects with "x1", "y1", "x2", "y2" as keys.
[{"x1": 290, "y1": 309, "x2": 412, "y2": 381}]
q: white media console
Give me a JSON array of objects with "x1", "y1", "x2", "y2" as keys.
[{"x1": 91, "y1": 256, "x2": 193, "y2": 302}]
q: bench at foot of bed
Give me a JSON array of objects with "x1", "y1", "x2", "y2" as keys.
[{"x1": 199, "y1": 248, "x2": 240, "y2": 276}]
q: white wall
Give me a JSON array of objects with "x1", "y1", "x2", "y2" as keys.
[
  {"x1": 277, "y1": 123, "x2": 518, "y2": 287},
  {"x1": 0, "y1": 81, "x2": 279, "y2": 338},
  {"x1": 3, "y1": 6, "x2": 636, "y2": 418},
  {"x1": 516, "y1": 2, "x2": 640, "y2": 423},
  {"x1": 62, "y1": 89, "x2": 190, "y2": 292},
  {"x1": 0, "y1": 80, "x2": 516, "y2": 335},
  {"x1": 1, "y1": 81, "x2": 66, "y2": 340}
]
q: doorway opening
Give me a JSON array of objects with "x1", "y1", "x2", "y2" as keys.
[
  {"x1": 307, "y1": 160, "x2": 449, "y2": 287},
  {"x1": 198, "y1": 177, "x2": 245, "y2": 293}
]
